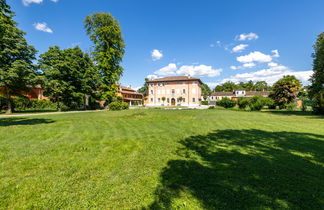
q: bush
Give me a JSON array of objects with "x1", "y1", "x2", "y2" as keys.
[
  {"x1": 216, "y1": 98, "x2": 236, "y2": 108},
  {"x1": 249, "y1": 95, "x2": 274, "y2": 111},
  {"x1": 109, "y1": 101, "x2": 129, "y2": 111},
  {"x1": 201, "y1": 101, "x2": 209, "y2": 105},
  {"x1": 208, "y1": 106, "x2": 215, "y2": 109},
  {"x1": 237, "y1": 98, "x2": 250, "y2": 109},
  {"x1": 286, "y1": 103, "x2": 297, "y2": 111}
]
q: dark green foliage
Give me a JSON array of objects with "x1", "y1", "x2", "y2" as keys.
[
  {"x1": 249, "y1": 95, "x2": 274, "y2": 111},
  {"x1": 208, "y1": 106, "x2": 215, "y2": 109},
  {"x1": 216, "y1": 98, "x2": 236, "y2": 108},
  {"x1": 269, "y1": 75, "x2": 302, "y2": 109},
  {"x1": 0, "y1": 1, "x2": 38, "y2": 113},
  {"x1": 0, "y1": 96, "x2": 56, "y2": 111},
  {"x1": 237, "y1": 97, "x2": 250, "y2": 109},
  {"x1": 84, "y1": 12, "x2": 125, "y2": 102},
  {"x1": 214, "y1": 80, "x2": 271, "y2": 92},
  {"x1": 309, "y1": 32, "x2": 324, "y2": 114},
  {"x1": 201, "y1": 101, "x2": 209, "y2": 105},
  {"x1": 116, "y1": 96, "x2": 123, "y2": 102},
  {"x1": 201, "y1": 84, "x2": 211, "y2": 100},
  {"x1": 39, "y1": 46, "x2": 100, "y2": 110},
  {"x1": 108, "y1": 101, "x2": 129, "y2": 110},
  {"x1": 138, "y1": 78, "x2": 149, "y2": 96}
]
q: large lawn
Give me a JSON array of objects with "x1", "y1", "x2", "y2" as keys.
[{"x1": 0, "y1": 109, "x2": 323, "y2": 209}]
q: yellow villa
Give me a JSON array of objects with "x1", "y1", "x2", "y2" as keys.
[{"x1": 145, "y1": 76, "x2": 202, "y2": 107}]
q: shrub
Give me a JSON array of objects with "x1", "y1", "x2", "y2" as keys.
[
  {"x1": 208, "y1": 106, "x2": 215, "y2": 109},
  {"x1": 286, "y1": 103, "x2": 297, "y2": 111},
  {"x1": 109, "y1": 101, "x2": 129, "y2": 111},
  {"x1": 201, "y1": 101, "x2": 209, "y2": 105},
  {"x1": 116, "y1": 96, "x2": 123, "y2": 102},
  {"x1": 216, "y1": 98, "x2": 236, "y2": 108},
  {"x1": 249, "y1": 95, "x2": 274, "y2": 111},
  {"x1": 237, "y1": 98, "x2": 250, "y2": 109}
]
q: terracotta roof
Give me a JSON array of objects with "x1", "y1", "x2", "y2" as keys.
[
  {"x1": 120, "y1": 85, "x2": 136, "y2": 92},
  {"x1": 212, "y1": 92, "x2": 234, "y2": 96},
  {"x1": 148, "y1": 76, "x2": 202, "y2": 84},
  {"x1": 245, "y1": 91, "x2": 271, "y2": 96},
  {"x1": 120, "y1": 90, "x2": 143, "y2": 96}
]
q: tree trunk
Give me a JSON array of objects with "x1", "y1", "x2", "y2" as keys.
[
  {"x1": 5, "y1": 88, "x2": 13, "y2": 114},
  {"x1": 57, "y1": 97, "x2": 62, "y2": 112},
  {"x1": 84, "y1": 94, "x2": 89, "y2": 109}
]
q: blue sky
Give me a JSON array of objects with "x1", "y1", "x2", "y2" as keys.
[{"x1": 9, "y1": 0, "x2": 324, "y2": 89}]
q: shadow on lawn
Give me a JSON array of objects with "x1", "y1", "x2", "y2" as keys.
[
  {"x1": 265, "y1": 110, "x2": 324, "y2": 119},
  {"x1": 147, "y1": 129, "x2": 324, "y2": 209},
  {"x1": 0, "y1": 118, "x2": 55, "y2": 127}
]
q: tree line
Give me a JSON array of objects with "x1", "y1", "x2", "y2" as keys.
[{"x1": 0, "y1": 0, "x2": 125, "y2": 113}]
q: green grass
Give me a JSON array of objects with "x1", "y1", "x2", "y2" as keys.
[{"x1": 0, "y1": 109, "x2": 323, "y2": 209}]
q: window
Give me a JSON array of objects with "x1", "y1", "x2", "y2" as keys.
[
  {"x1": 192, "y1": 98, "x2": 196, "y2": 102},
  {"x1": 172, "y1": 89, "x2": 175, "y2": 94},
  {"x1": 151, "y1": 90, "x2": 153, "y2": 94},
  {"x1": 183, "y1": 98, "x2": 185, "y2": 102},
  {"x1": 158, "y1": 98, "x2": 161, "y2": 102},
  {"x1": 150, "y1": 98, "x2": 153, "y2": 102},
  {"x1": 157, "y1": 90, "x2": 160, "y2": 94},
  {"x1": 167, "y1": 89, "x2": 170, "y2": 94},
  {"x1": 183, "y1": 89, "x2": 186, "y2": 94},
  {"x1": 167, "y1": 98, "x2": 170, "y2": 103},
  {"x1": 192, "y1": 82, "x2": 196, "y2": 85},
  {"x1": 192, "y1": 88, "x2": 196, "y2": 94}
]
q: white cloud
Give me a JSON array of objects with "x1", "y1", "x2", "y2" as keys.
[
  {"x1": 219, "y1": 65, "x2": 312, "y2": 85},
  {"x1": 230, "y1": 62, "x2": 256, "y2": 70},
  {"x1": 23, "y1": 0, "x2": 43, "y2": 6},
  {"x1": 153, "y1": 63, "x2": 222, "y2": 78},
  {"x1": 147, "y1": 75, "x2": 159, "y2": 80},
  {"x1": 271, "y1": 49, "x2": 280, "y2": 58},
  {"x1": 236, "y1": 33, "x2": 259, "y2": 41},
  {"x1": 154, "y1": 63, "x2": 177, "y2": 76},
  {"x1": 151, "y1": 49, "x2": 163, "y2": 61},
  {"x1": 268, "y1": 62, "x2": 278, "y2": 67},
  {"x1": 237, "y1": 51, "x2": 272, "y2": 63},
  {"x1": 243, "y1": 62, "x2": 256, "y2": 68},
  {"x1": 177, "y1": 65, "x2": 222, "y2": 77},
  {"x1": 33, "y1": 22, "x2": 53, "y2": 33},
  {"x1": 232, "y1": 44, "x2": 248, "y2": 53},
  {"x1": 23, "y1": 0, "x2": 58, "y2": 6},
  {"x1": 205, "y1": 82, "x2": 219, "y2": 89}
]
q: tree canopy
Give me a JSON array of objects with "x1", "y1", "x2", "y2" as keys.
[
  {"x1": 0, "y1": 0, "x2": 38, "y2": 113},
  {"x1": 213, "y1": 80, "x2": 271, "y2": 92},
  {"x1": 39, "y1": 46, "x2": 100, "y2": 110},
  {"x1": 309, "y1": 32, "x2": 324, "y2": 114},
  {"x1": 269, "y1": 75, "x2": 302, "y2": 109},
  {"x1": 84, "y1": 12, "x2": 125, "y2": 102}
]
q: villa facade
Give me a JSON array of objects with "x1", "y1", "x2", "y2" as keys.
[{"x1": 145, "y1": 76, "x2": 202, "y2": 106}]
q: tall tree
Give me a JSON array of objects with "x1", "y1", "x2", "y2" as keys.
[
  {"x1": 39, "y1": 46, "x2": 100, "y2": 110},
  {"x1": 84, "y1": 12, "x2": 125, "y2": 103},
  {"x1": 309, "y1": 32, "x2": 324, "y2": 114},
  {"x1": 138, "y1": 78, "x2": 149, "y2": 97},
  {"x1": 201, "y1": 83, "x2": 211, "y2": 100},
  {"x1": 269, "y1": 75, "x2": 302, "y2": 109},
  {"x1": 0, "y1": 0, "x2": 38, "y2": 113},
  {"x1": 254, "y1": 81, "x2": 270, "y2": 91}
]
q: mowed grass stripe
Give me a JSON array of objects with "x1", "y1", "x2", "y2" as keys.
[{"x1": 0, "y1": 109, "x2": 323, "y2": 209}]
